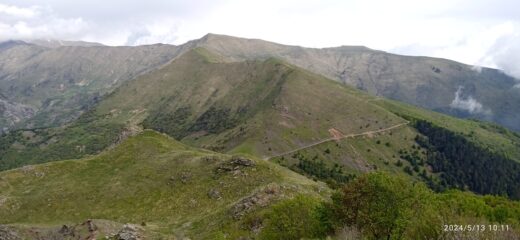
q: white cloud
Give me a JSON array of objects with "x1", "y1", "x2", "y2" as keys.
[
  {"x1": 432, "y1": 22, "x2": 515, "y2": 65},
  {"x1": 450, "y1": 87, "x2": 491, "y2": 115},
  {"x1": 0, "y1": 3, "x2": 88, "y2": 41},
  {"x1": 471, "y1": 65, "x2": 482, "y2": 73},
  {"x1": 480, "y1": 28, "x2": 520, "y2": 79},
  {"x1": 433, "y1": 21, "x2": 520, "y2": 80},
  {"x1": 393, "y1": 20, "x2": 520, "y2": 80},
  {"x1": 0, "y1": 3, "x2": 38, "y2": 18},
  {"x1": 124, "y1": 17, "x2": 182, "y2": 46}
]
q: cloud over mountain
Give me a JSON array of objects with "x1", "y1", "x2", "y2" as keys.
[{"x1": 450, "y1": 87, "x2": 491, "y2": 115}]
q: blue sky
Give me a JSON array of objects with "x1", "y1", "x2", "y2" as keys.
[{"x1": 1, "y1": 0, "x2": 519, "y2": 78}]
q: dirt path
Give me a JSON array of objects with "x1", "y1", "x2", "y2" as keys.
[
  {"x1": 264, "y1": 121, "x2": 409, "y2": 160},
  {"x1": 328, "y1": 128, "x2": 344, "y2": 140}
]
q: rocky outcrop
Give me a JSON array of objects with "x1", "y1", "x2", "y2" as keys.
[
  {"x1": 112, "y1": 224, "x2": 142, "y2": 240},
  {"x1": 0, "y1": 225, "x2": 21, "y2": 240},
  {"x1": 207, "y1": 188, "x2": 222, "y2": 200},
  {"x1": 215, "y1": 156, "x2": 256, "y2": 173},
  {"x1": 0, "y1": 98, "x2": 35, "y2": 131},
  {"x1": 0, "y1": 219, "x2": 99, "y2": 240},
  {"x1": 230, "y1": 184, "x2": 281, "y2": 220}
]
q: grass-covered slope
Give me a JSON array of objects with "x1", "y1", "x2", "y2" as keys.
[
  {"x1": 4, "y1": 47, "x2": 402, "y2": 171},
  {"x1": 94, "y1": 48, "x2": 405, "y2": 158},
  {"x1": 270, "y1": 95, "x2": 520, "y2": 198},
  {"x1": 2, "y1": 47, "x2": 520, "y2": 239},
  {"x1": 194, "y1": 34, "x2": 520, "y2": 132},
  {"x1": 103, "y1": 47, "x2": 520, "y2": 198},
  {"x1": 3, "y1": 47, "x2": 520, "y2": 198},
  {"x1": 2, "y1": 134, "x2": 520, "y2": 240},
  {"x1": 0, "y1": 130, "x2": 326, "y2": 239}
]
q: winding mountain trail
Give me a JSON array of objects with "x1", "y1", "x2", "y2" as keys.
[{"x1": 264, "y1": 121, "x2": 409, "y2": 160}]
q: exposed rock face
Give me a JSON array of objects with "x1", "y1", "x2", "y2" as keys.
[
  {"x1": 0, "y1": 98, "x2": 35, "y2": 131},
  {"x1": 180, "y1": 171, "x2": 192, "y2": 184},
  {"x1": 0, "y1": 219, "x2": 99, "y2": 240},
  {"x1": 230, "y1": 157, "x2": 256, "y2": 167},
  {"x1": 114, "y1": 224, "x2": 141, "y2": 240},
  {"x1": 216, "y1": 156, "x2": 256, "y2": 173},
  {"x1": 61, "y1": 219, "x2": 98, "y2": 239},
  {"x1": 58, "y1": 225, "x2": 73, "y2": 235},
  {"x1": 207, "y1": 188, "x2": 222, "y2": 200},
  {"x1": 230, "y1": 184, "x2": 281, "y2": 220},
  {"x1": 0, "y1": 225, "x2": 21, "y2": 240}
]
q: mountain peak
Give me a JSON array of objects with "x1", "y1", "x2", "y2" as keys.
[
  {"x1": 27, "y1": 39, "x2": 105, "y2": 48},
  {"x1": 198, "y1": 33, "x2": 251, "y2": 44},
  {"x1": 326, "y1": 45, "x2": 374, "y2": 51}
]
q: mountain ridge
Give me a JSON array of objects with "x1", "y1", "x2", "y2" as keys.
[
  {"x1": 1, "y1": 34, "x2": 519, "y2": 132},
  {"x1": 4, "y1": 47, "x2": 519, "y2": 192},
  {"x1": 189, "y1": 34, "x2": 520, "y2": 131}
]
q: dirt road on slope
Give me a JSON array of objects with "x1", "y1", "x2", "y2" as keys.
[{"x1": 265, "y1": 121, "x2": 409, "y2": 160}]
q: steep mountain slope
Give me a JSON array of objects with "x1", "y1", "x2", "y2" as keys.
[
  {"x1": 0, "y1": 47, "x2": 409, "y2": 170},
  {"x1": 3, "y1": 48, "x2": 520, "y2": 198},
  {"x1": 94, "y1": 48, "x2": 406, "y2": 158},
  {"x1": 0, "y1": 130, "x2": 326, "y2": 239},
  {"x1": 0, "y1": 96, "x2": 34, "y2": 132},
  {"x1": 95, "y1": 47, "x2": 520, "y2": 198},
  {"x1": 3, "y1": 34, "x2": 518, "y2": 133},
  {"x1": 192, "y1": 34, "x2": 520, "y2": 131},
  {"x1": 0, "y1": 40, "x2": 184, "y2": 131},
  {"x1": 271, "y1": 96, "x2": 520, "y2": 197}
]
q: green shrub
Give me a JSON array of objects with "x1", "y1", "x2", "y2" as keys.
[
  {"x1": 260, "y1": 195, "x2": 327, "y2": 240},
  {"x1": 330, "y1": 172, "x2": 442, "y2": 239}
]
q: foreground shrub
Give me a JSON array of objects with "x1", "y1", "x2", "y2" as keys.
[{"x1": 260, "y1": 195, "x2": 327, "y2": 240}]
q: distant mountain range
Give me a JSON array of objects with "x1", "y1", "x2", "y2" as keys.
[
  {"x1": 1, "y1": 34, "x2": 519, "y2": 134},
  {"x1": 2, "y1": 46, "x2": 519, "y2": 189},
  {"x1": 192, "y1": 34, "x2": 520, "y2": 132}
]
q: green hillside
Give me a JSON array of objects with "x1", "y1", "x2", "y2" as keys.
[
  {"x1": 95, "y1": 48, "x2": 405, "y2": 157},
  {"x1": 0, "y1": 130, "x2": 326, "y2": 239},
  {"x1": 194, "y1": 34, "x2": 520, "y2": 132},
  {"x1": 0, "y1": 46, "x2": 404, "y2": 169},
  {"x1": 2, "y1": 48, "x2": 520, "y2": 197},
  {"x1": 2, "y1": 48, "x2": 520, "y2": 239},
  {"x1": 2, "y1": 132, "x2": 520, "y2": 239}
]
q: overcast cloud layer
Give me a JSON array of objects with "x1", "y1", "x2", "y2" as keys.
[{"x1": 1, "y1": 0, "x2": 519, "y2": 79}]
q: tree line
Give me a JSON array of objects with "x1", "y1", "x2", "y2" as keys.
[
  {"x1": 259, "y1": 172, "x2": 520, "y2": 240},
  {"x1": 413, "y1": 119, "x2": 520, "y2": 199}
]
